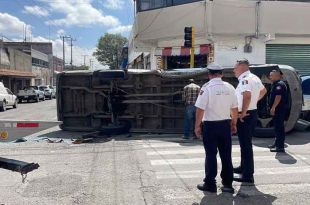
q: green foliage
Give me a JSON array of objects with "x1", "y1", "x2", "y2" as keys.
[{"x1": 93, "y1": 33, "x2": 127, "y2": 70}]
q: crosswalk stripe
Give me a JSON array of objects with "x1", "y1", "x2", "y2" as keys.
[
  {"x1": 142, "y1": 139, "x2": 268, "y2": 148},
  {"x1": 146, "y1": 147, "x2": 268, "y2": 155},
  {"x1": 155, "y1": 166, "x2": 310, "y2": 179},
  {"x1": 150, "y1": 155, "x2": 303, "y2": 166}
]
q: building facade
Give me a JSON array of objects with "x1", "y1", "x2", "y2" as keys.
[
  {"x1": 129, "y1": 0, "x2": 310, "y2": 75},
  {"x1": 0, "y1": 42, "x2": 34, "y2": 93},
  {"x1": 3, "y1": 42, "x2": 54, "y2": 85}
]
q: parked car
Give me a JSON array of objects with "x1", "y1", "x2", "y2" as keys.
[
  {"x1": 301, "y1": 75, "x2": 310, "y2": 120},
  {"x1": 0, "y1": 82, "x2": 18, "y2": 111},
  {"x1": 17, "y1": 86, "x2": 45, "y2": 103},
  {"x1": 38, "y1": 85, "x2": 54, "y2": 100},
  {"x1": 48, "y1": 85, "x2": 56, "y2": 98}
]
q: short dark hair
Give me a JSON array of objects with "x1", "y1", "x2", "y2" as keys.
[
  {"x1": 236, "y1": 59, "x2": 250, "y2": 66},
  {"x1": 271, "y1": 69, "x2": 283, "y2": 75},
  {"x1": 208, "y1": 69, "x2": 223, "y2": 75}
]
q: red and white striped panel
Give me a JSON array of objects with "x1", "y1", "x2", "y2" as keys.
[
  {"x1": 156, "y1": 44, "x2": 211, "y2": 56},
  {"x1": 13, "y1": 122, "x2": 40, "y2": 128}
]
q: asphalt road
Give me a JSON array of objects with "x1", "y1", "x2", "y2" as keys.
[
  {"x1": 0, "y1": 99, "x2": 57, "y2": 121},
  {"x1": 0, "y1": 129, "x2": 309, "y2": 205}
]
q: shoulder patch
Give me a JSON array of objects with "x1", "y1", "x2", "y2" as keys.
[
  {"x1": 242, "y1": 80, "x2": 249, "y2": 85},
  {"x1": 199, "y1": 90, "x2": 204, "y2": 95}
]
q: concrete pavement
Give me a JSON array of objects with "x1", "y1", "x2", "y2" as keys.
[
  {"x1": 0, "y1": 129, "x2": 309, "y2": 205},
  {"x1": 0, "y1": 99, "x2": 57, "y2": 121}
]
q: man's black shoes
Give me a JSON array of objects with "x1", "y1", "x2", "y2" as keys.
[
  {"x1": 233, "y1": 174, "x2": 254, "y2": 183},
  {"x1": 270, "y1": 147, "x2": 285, "y2": 152},
  {"x1": 197, "y1": 183, "x2": 217, "y2": 193},
  {"x1": 221, "y1": 185, "x2": 234, "y2": 194}
]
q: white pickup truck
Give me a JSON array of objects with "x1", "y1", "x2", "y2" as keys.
[
  {"x1": 17, "y1": 86, "x2": 45, "y2": 103},
  {"x1": 0, "y1": 82, "x2": 18, "y2": 112}
]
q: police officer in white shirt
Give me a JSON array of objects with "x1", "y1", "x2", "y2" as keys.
[
  {"x1": 195, "y1": 63, "x2": 238, "y2": 193},
  {"x1": 233, "y1": 59, "x2": 267, "y2": 183}
]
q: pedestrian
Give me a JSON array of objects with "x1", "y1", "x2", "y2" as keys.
[
  {"x1": 233, "y1": 59, "x2": 267, "y2": 183},
  {"x1": 182, "y1": 79, "x2": 200, "y2": 140},
  {"x1": 268, "y1": 69, "x2": 288, "y2": 152},
  {"x1": 195, "y1": 63, "x2": 238, "y2": 193}
]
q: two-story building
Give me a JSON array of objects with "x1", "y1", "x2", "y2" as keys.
[
  {"x1": 3, "y1": 42, "x2": 54, "y2": 85},
  {"x1": 0, "y1": 41, "x2": 34, "y2": 93},
  {"x1": 129, "y1": 0, "x2": 310, "y2": 75}
]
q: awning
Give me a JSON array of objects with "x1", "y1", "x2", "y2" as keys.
[
  {"x1": 156, "y1": 44, "x2": 212, "y2": 56},
  {"x1": 0, "y1": 69, "x2": 35, "y2": 78}
]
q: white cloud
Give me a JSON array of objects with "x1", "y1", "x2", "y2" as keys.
[
  {"x1": 108, "y1": 25, "x2": 132, "y2": 34},
  {"x1": 23, "y1": 5, "x2": 49, "y2": 17},
  {"x1": 0, "y1": 12, "x2": 31, "y2": 36},
  {"x1": 31, "y1": 35, "x2": 106, "y2": 69},
  {"x1": 44, "y1": 0, "x2": 120, "y2": 27},
  {"x1": 56, "y1": 29, "x2": 65, "y2": 36},
  {"x1": 102, "y1": 0, "x2": 125, "y2": 10}
]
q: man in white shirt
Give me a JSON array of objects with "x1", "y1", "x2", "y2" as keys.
[
  {"x1": 233, "y1": 59, "x2": 267, "y2": 183},
  {"x1": 195, "y1": 63, "x2": 238, "y2": 193}
]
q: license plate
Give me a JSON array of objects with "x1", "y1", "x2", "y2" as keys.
[{"x1": 24, "y1": 96, "x2": 28, "y2": 99}]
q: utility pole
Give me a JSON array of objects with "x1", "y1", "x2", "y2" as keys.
[
  {"x1": 82, "y1": 55, "x2": 88, "y2": 66},
  {"x1": 89, "y1": 59, "x2": 94, "y2": 70},
  {"x1": 60, "y1": 35, "x2": 71, "y2": 70},
  {"x1": 69, "y1": 37, "x2": 76, "y2": 69}
]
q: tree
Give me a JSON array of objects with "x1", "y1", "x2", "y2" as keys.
[
  {"x1": 65, "y1": 65, "x2": 89, "y2": 71},
  {"x1": 93, "y1": 33, "x2": 127, "y2": 70}
]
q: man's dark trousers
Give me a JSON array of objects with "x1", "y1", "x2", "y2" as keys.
[
  {"x1": 237, "y1": 110, "x2": 257, "y2": 179},
  {"x1": 202, "y1": 120, "x2": 233, "y2": 186},
  {"x1": 274, "y1": 109, "x2": 286, "y2": 149}
]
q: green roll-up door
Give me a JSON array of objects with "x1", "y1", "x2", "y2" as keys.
[{"x1": 266, "y1": 44, "x2": 310, "y2": 75}]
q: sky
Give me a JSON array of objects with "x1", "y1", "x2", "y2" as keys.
[{"x1": 0, "y1": 0, "x2": 135, "y2": 69}]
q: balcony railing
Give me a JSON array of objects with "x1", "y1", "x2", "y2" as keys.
[{"x1": 137, "y1": 0, "x2": 203, "y2": 12}]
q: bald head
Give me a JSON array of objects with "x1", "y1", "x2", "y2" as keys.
[{"x1": 233, "y1": 60, "x2": 250, "y2": 78}]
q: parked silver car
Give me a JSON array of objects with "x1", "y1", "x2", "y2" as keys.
[
  {"x1": 38, "y1": 85, "x2": 54, "y2": 100},
  {"x1": 0, "y1": 83, "x2": 18, "y2": 111},
  {"x1": 18, "y1": 86, "x2": 45, "y2": 102}
]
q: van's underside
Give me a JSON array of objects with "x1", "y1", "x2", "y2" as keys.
[{"x1": 57, "y1": 65, "x2": 302, "y2": 137}]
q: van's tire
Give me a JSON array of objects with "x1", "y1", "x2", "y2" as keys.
[
  {"x1": 13, "y1": 100, "x2": 18, "y2": 108},
  {"x1": 0, "y1": 100, "x2": 6, "y2": 112},
  {"x1": 94, "y1": 70, "x2": 125, "y2": 79},
  {"x1": 253, "y1": 127, "x2": 275, "y2": 138},
  {"x1": 99, "y1": 121, "x2": 131, "y2": 135}
]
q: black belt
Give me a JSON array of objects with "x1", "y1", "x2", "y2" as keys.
[
  {"x1": 203, "y1": 119, "x2": 231, "y2": 123},
  {"x1": 238, "y1": 109, "x2": 257, "y2": 114}
]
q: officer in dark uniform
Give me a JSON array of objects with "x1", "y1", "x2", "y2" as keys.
[{"x1": 268, "y1": 69, "x2": 288, "y2": 152}]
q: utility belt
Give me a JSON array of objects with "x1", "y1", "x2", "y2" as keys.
[{"x1": 238, "y1": 109, "x2": 257, "y2": 115}]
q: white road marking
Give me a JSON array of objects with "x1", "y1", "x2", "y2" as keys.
[
  {"x1": 155, "y1": 166, "x2": 310, "y2": 179},
  {"x1": 150, "y1": 155, "x2": 303, "y2": 166},
  {"x1": 143, "y1": 139, "x2": 268, "y2": 148},
  {"x1": 147, "y1": 147, "x2": 268, "y2": 155}
]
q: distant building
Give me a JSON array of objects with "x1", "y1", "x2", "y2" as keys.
[
  {"x1": 3, "y1": 42, "x2": 57, "y2": 85},
  {"x1": 0, "y1": 41, "x2": 34, "y2": 93},
  {"x1": 129, "y1": 0, "x2": 310, "y2": 74},
  {"x1": 53, "y1": 56, "x2": 64, "y2": 72}
]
